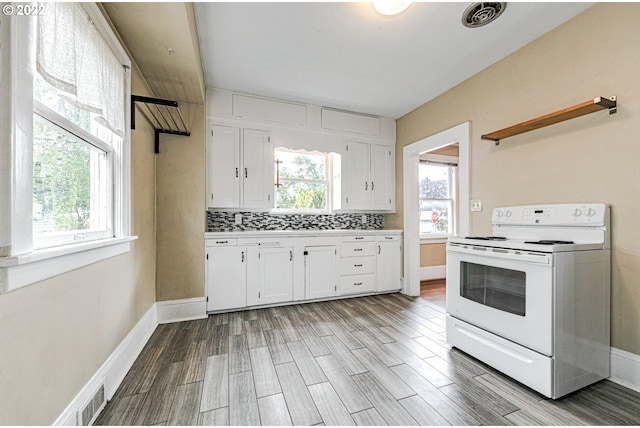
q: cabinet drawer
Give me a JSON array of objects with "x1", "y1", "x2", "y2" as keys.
[
  {"x1": 343, "y1": 235, "x2": 374, "y2": 242},
  {"x1": 377, "y1": 235, "x2": 400, "y2": 242},
  {"x1": 206, "y1": 238, "x2": 238, "y2": 247},
  {"x1": 342, "y1": 242, "x2": 375, "y2": 257},
  {"x1": 340, "y1": 274, "x2": 375, "y2": 295},
  {"x1": 340, "y1": 256, "x2": 375, "y2": 275}
]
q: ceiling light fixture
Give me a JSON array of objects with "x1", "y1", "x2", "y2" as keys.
[{"x1": 373, "y1": 1, "x2": 412, "y2": 16}]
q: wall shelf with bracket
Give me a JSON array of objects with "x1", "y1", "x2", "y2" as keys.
[
  {"x1": 481, "y1": 96, "x2": 617, "y2": 145},
  {"x1": 131, "y1": 95, "x2": 191, "y2": 153}
]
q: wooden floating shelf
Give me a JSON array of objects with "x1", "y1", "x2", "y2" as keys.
[{"x1": 482, "y1": 96, "x2": 617, "y2": 145}]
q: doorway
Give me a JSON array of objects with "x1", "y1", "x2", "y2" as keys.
[{"x1": 402, "y1": 122, "x2": 470, "y2": 297}]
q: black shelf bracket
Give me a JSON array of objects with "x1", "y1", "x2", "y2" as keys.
[{"x1": 131, "y1": 95, "x2": 191, "y2": 153}]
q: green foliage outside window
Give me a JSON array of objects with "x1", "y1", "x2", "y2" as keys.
[{"x1": 275, "y1": 151, "x2": 328, "y2": 210}]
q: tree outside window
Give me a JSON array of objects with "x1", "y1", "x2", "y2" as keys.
[{"x1": 275, "y1": 149, "x2": 328, "y2": 211}]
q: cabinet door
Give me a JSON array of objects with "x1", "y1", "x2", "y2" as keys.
[
  {"x1": 206, "y1": 246, "x2": 247, "y2": 311},
  {"x1": 344, "y1": 142, "x2": 370, "y2": 209},
  {"x1": 305, "y1": 246, "x2": 338, "y2": 299},
  {"x1": 247, "y1": 247, "x2": 294, "y2": 306},
  {"x1": 208, "y1": 125, "x2": 240, "y2": 208},
  {"x1": 375, "y1": 239, "x2": 401, "y2": 292},
  {"x1": 242, "y1": 129, "x2": 273, "y2": 209},
  {"x1": 370, "y1": 144, "x2": 394, "y2": 211}
]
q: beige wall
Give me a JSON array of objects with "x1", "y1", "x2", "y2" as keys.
[
  {"x1": 389, "y1": 3, "x2": 640, "y2": 355},
  {"x1": 420, "y1": 242, "x2": 446, "y2": 267},
  {"x1": 0, "y1": 68, "x2": 157, "y2": 425},
  {"x1": 155, "y1": 103, "x2": 206, "y2": 301}
]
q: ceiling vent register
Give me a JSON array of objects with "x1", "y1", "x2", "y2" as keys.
[{"x1": 462, "y1": 2, "x2": 507, "y2": 28}]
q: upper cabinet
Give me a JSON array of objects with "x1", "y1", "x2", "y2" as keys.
[
  {"x1": 340, "y1": 141, "x2": 394, "y2": 211},
  {"x1": 206, "y1": 88, "x2": 396, "y2": 212},
  {"x1": 207, "y1": 124, "x2": 273, "y2": 209}
]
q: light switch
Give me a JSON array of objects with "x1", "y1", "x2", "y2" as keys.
[{"x1": 234, "y1": 213, "x2": 242, "y2": 225}]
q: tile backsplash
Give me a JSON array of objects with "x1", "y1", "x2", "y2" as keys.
[{"x1": 207, "y1": 211, "x2": 384, "y2": 232}]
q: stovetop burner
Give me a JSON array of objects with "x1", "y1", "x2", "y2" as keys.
[
  {"x1": 464, "y1": 236, "x2": 507, "y2": 241},
  {"x1": 523, "y1": 240, "x2": 575, "y2": 245}
]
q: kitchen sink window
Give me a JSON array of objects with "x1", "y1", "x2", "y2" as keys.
[
  {"x1": 274, "y1": 148, "x2": 330, "y2": 212},
  {"x1": 419, "y1": 159, "x2": 457, "y2": 238}
]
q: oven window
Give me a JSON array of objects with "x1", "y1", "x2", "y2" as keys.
[{"x1": 460, "y1": 262, "x2": 526, "y2": 316}]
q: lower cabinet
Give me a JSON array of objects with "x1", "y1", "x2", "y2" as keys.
[
  {"x1": 206, "y1": 246, "x2": 247, "y2": 311},
  {"x1": 205, "y1": 232, "x2": 401, "y2": 312},
  {"x1": 305, "y1": 246, "x2": 338, "y2": 300},
  {"x1": 376, "y1": 235, "x2": 401, "y2": 292},
  {"x1": 247, "y1": 246, "x2": 294, "y2": 306}
]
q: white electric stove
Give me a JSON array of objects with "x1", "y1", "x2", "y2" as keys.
[{"x1": 446, "y1": 203, "x2": 611, "y2": 399}]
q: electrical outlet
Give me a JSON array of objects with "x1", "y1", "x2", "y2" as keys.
[
  {"x1": 361, "y1": 214, "x2": 368, "y2": 224},
  {"x1": 471, "y1": 199, "x2": 482, "y2": 212},
  {"x1": 234, "y1": 213, "x2": 242, "y2": 225}
]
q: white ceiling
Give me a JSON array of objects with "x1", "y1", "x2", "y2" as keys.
[{"x1": 195, "y1": 2, "x2": 591, "y2": 119}]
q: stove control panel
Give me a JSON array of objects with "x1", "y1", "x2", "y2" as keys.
[{"x1": 492, "y1": 203, "x2": 609, "y2": 226}]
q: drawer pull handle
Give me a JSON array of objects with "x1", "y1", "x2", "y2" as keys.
[
  {"x1": 354, "y1": 264, "x2": 363, "y2": 267},
  {"x1": 355, "y1": 237, "x2": 364, "y2": 240},
  {"x1": 216, "y1": 240, "x2": 228, "y2": 244},
  {"x1": 354, "y1": 248, "x2": 363, "y2": 251},
  {"x1": 378, "y1": 245, "x2": 381, "y2": 254},
  {"x1": 354, "y1": 282, "x2": 363, "y2": 286},
  {"x1": 385, "y1": 237, "x2": 393, "y2": 240}
]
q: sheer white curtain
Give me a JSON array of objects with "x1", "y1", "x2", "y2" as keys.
[{"x1": 36, "y1": 2, "x2": 125, "y2": 137}]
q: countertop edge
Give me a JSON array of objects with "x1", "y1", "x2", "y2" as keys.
[{"x1": 204, "y1": 229, "x2": 403, "y2": 238}]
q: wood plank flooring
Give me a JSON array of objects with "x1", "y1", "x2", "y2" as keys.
[{"x1": 96, "y1": 292, "x2": 640, "y2": 426}]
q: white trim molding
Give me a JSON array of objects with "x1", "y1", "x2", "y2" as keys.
[
  {"x1": 54, "y1": 303, "x2": 158, "y2": 426},
  {"x1": 0, "y1": 236, "x2": 137, "y2": 294},
  {"x1": 403, "y1": 121, "x2": 470, "y2": 297},
  {"x1": 610, "y1": 347, "x2": 640, "y2": 393},
  {"x1": 420, "y1": 265, "x2": 446, "y2": 281},
  {"x1": 157, "y1": 297, "x2": 208, "y2": 324}
]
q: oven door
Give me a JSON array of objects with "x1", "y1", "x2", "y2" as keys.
[{"x1": 446, "y1": 243, "x2": 554, "y2": 356}]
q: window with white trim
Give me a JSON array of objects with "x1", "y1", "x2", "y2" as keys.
[
  {"x1": 419, "y1": 160, "x2": 457, "y2": 237},
  {"x1": 31, "y1": 2, "x2": 128, "y2": 249},
  {"x1": 274, "y1": 148, "x2": 330, "y2": 212}
]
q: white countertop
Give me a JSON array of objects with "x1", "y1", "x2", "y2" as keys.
[{"x1": 205, "y1": 229, "x2": 402, "y2": 238}]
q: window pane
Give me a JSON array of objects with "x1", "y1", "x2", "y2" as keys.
[
  {"x1": 419, "y1": 163, "x2": 450, "y2": 199},
  {"x1": 276, "y1": 150, "x2": 326, "y2": 180},
  {"x1": 276, "y1": 181, "x2": 327, "y2": 210},
  {"x1": 420, "y1": 200, "x2": 452, "y2": 234},
  {"x1": 32, "y1": 116, "x2": 109, "y2": 238}
]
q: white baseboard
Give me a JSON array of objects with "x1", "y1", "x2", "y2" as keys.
[
  {"x1": 420, "y1": 265, "x2": 446, "y2": 281},
  {"x1": 609, "y1": 347, "x2": 640, "y2": 393},
  {"x1": 157, "y1": 297, "x2": 207, "y2": 324},
  {"x1": 54, "y1": 303, "x2": 158, "y2": 425}
]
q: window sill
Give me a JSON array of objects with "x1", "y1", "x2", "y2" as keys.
[{"x1": 0, "y1": 236, "x2": 138, "y2": 295}]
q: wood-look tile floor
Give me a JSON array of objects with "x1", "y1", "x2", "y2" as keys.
[{"x1": 96, "y1": 293, "x2": 640, "y2": 426}]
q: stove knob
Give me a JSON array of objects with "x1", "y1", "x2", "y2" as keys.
[
  {"x1": 586, "y1": 208, "x2": 597, "y2": 217},
  {"x1": 497, "y1": 210, "x2": 504, "y2": 217},
  {"x1": 505, "y1": 210, "x2": 512, "y2": 218},
  {"x1": 572, "y1": 208, "x2": 582, "y2": 217}
]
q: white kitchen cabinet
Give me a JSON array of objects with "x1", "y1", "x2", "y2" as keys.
[
  {"x1": 305, "y1": 246, "x2": 338, "y2": 300},
  {"x1": 206, "y1": 246, "x2": 247, "y2": 311},
  {"x1": 207, "y1": 125, "x2": 240, "y2": 208},
  {"x1": 247, "y1": 246, "x2": 294, "y2": 306},
  {"x1": 339, "y1": 235, "x2": 375, "y2": 295},
  {"x1": 207, "y1": 125, "x2": 273, "y2": 209},
  {"x1": 375, "y1": 235, "x2": 401, "y2": 292},
  {"x1": 343, "y1": 141, "x2": 394, "y2": 211}
]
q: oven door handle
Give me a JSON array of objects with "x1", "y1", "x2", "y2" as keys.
[{"x1": 447, "y1": 244, "x2": 552, "y2": 265}]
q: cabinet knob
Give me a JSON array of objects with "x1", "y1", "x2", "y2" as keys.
[{"x1": 235, "y1": 167, "x2": 238, "y2": 178}]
